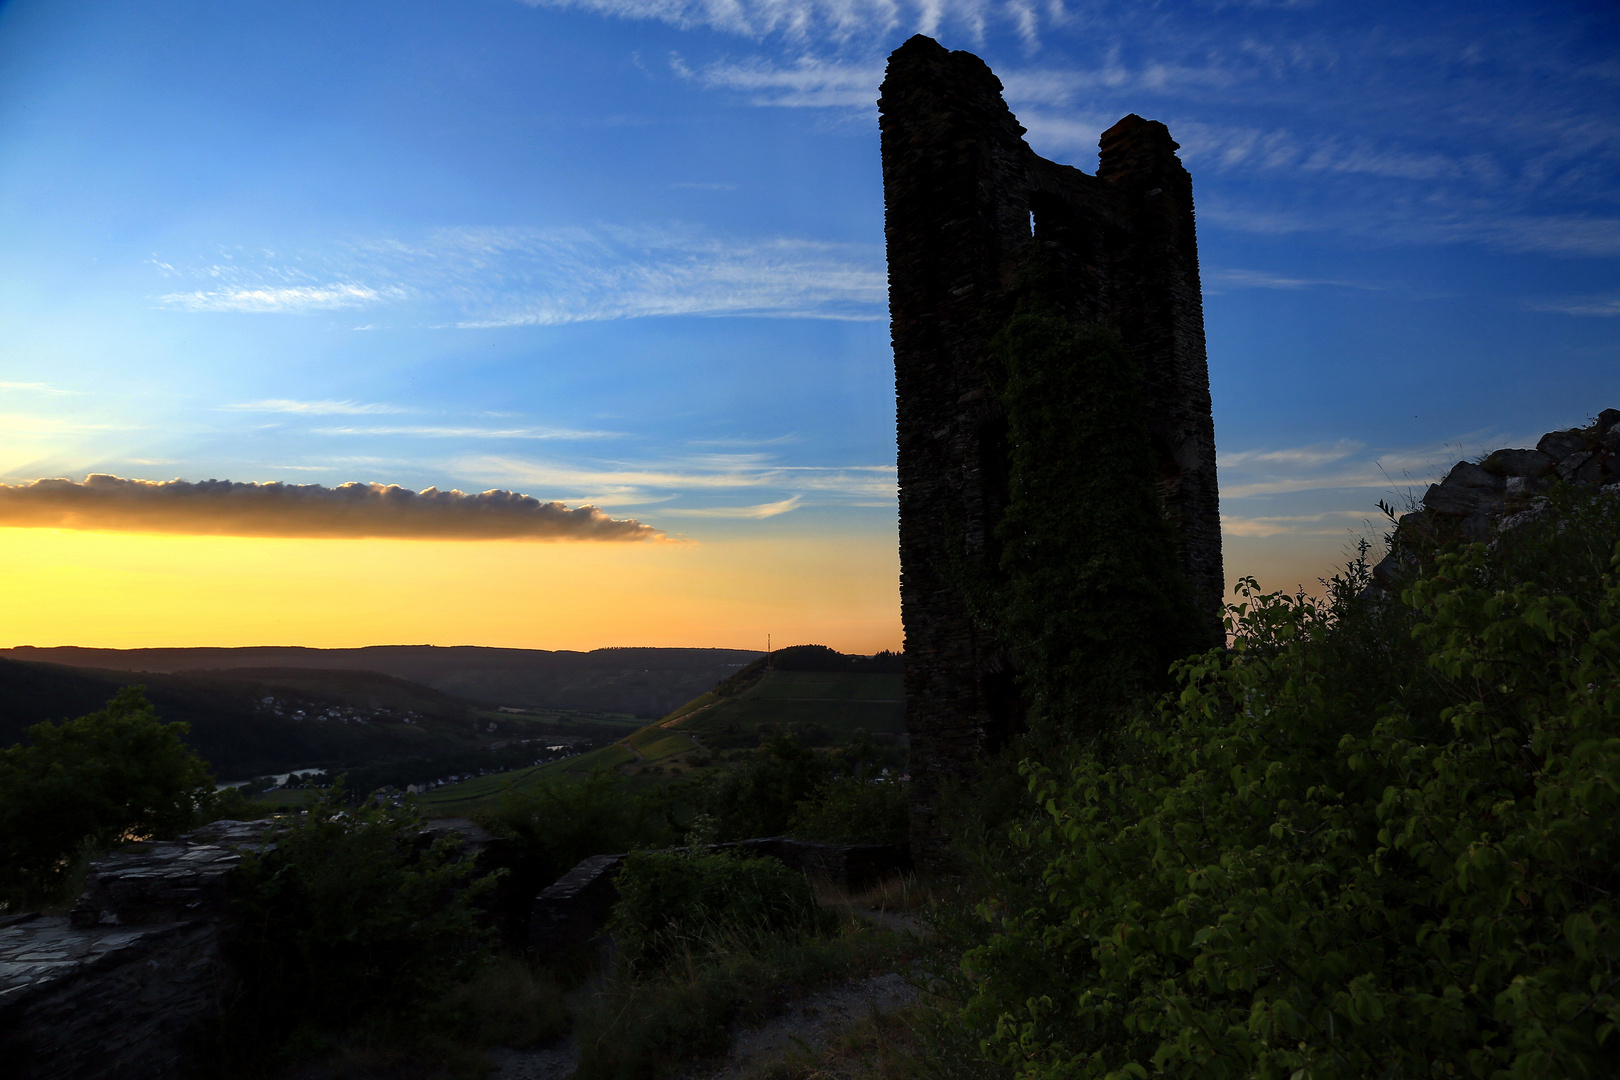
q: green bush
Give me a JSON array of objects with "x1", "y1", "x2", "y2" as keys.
[
  {"x1": 208, "y1": 792, "x2": 496, "y2": 1070},
  {"x1": 689, "y1": 733, "x2": 833, "y2": 841},
  {"x1": 0, "y1": 686, "x2": 216, "y2": 910},
  {"x1": 962, "y1": 501, "x2": 1620, "y2": 1079},
  {"x1": 789, "y1": 775, "x2": 909, "y2": 844},
  {"x1": 611, "y1": 850, "x2": 827, "y2": 969},
  {"x1": 476, "y1": 770, "x2": 679, "y2": 885}
]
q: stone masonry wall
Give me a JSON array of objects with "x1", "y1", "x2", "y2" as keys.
[
  {"x1": 0, "y1": 820, "x2": 273, "y2": 1080},
  {"x1": 879, "y1": 35, "x2": 1222, "y2": 866}
]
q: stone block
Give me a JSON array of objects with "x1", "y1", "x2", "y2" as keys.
[
  {"x1": 1539, "y1": 429, "x2": 1587, "y2": 459},
  {"x1": 1423, "y1": 481, "x2": 1504, "y2": 519},
  {"x1": 1481, "y1": 448, "x2": 1555, "y2": 478},
  {"x1": 1557, "y1": 451, "x2": 1594, "y2": 483}
]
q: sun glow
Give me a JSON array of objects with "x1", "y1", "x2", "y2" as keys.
[{"x1": 0, "y1": 528, "x2": 902, "y2": 653}]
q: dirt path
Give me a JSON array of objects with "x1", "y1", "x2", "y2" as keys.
[
  {"x1": 488, "y1": 970, "x2": 916, "y2": 1080},
  {"x1": 681, "y1": 971, "x2": 917, "y2": 1080}
]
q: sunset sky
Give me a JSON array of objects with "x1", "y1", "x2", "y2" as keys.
[{"x1": 1, "y1": 0, "x2": 1616, "y2": 652}]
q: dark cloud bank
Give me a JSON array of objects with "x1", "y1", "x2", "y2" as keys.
[{"x1": 0, "y1": 475, "x2": 662, "y2": 541}]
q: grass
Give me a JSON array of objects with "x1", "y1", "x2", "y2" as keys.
[
  {"x1": 747, "y1": 1006, "x2": 930, "y2": 1080},
  {"x1": 414, "y1": 761, "x2": 560, "y2": 809},
  {"x1": 269, "y1": 956, "x2": 569, "y2": 1080},
  {"x1": 749, "y1": 673, "x2": 905, "y2": 702},
  {"x1": 632, "y1": 732, "x2": 700, "y2": 761},
  {"x1": 573, "y1": 912, "x2": 922, "y2": 1080}
]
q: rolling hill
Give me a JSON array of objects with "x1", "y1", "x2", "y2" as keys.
[
  {"x1": 0, "y1": 658, "x2": 572, "y2": 781},
  {"x1": 416, "y1": 646, "x2": 907, "y2": 808},
  {"x1": 0, "y1": 645, "x2": 761, "y2": 717}
]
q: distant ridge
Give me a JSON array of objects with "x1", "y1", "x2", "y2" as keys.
[
  {"x1": 0, "y1": 645, "x2": 762, "y2": 719},
  {"x1": 1, "y1": 644, "x2": 758, "y2": 674}
]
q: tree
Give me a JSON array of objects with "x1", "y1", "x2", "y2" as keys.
[{"x1": 0, "y1": 686, "x2": 215, "y2": 908}]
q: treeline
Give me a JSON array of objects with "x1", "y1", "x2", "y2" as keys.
[{"x1": 709, "y1": 644, "x2": 904, "y2": 702}]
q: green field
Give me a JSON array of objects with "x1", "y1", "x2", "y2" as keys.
[{"x1": 633, "y1": 731, "x2": 700, "y2": 761}]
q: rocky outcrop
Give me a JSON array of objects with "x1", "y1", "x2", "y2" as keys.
[
  {"x1": 1373, "y1": 409, "x2": 1620, "y2": 589},
  {"x1": 0, "y1": 820, "x2": 276, "y2": 1080}
]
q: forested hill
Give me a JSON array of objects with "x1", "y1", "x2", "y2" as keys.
[
  {"x1": 0, "y1": 657, "x2": 496, "y2": 780},
  {"x1": 0, "y1": 645, "x2": 761, "y2": 718}
]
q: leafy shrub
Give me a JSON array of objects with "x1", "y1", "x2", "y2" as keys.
[
  {"x1": 611, "y1": 850, "x2": 827, "y2": 968},
  {"x1": 476, "y1": 771, "x2": 679, "y2": 886},
  {"x1": 963, "y1": 500, "x2": 1620, "y2": 1079},
  {"x1": 690, "y1": 733, "x2": 833, "y2": 841},
  {"x1": 208, "y1": 792, "x2": 496, "y2": 1070},
  {"x1": 0, "y1": 686, "x2": 215, "y2": 910},
  {"x1": 789, "y1": 775, "x2": 909, "y2": 844}
]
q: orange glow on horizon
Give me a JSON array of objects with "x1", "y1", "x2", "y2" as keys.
[{"x1": 0, "y1": 527, "x2": 903, "y2": 654}]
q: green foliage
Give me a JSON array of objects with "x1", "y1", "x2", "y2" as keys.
[
  {"x1": 424, "y1": 955, "x2": 569, "y2": 1050},
  {"x1": 209, "y1": 791, "x2": 496, "y2": 1070},
  {"x1": 0, "y1": 686, "x2": 215, "y2": 909},
  {"x1": 985, "y1": 261, "x2": 1205, "y2": 742},
  {"x1": 576, "y1": 907, "x2": 915, "y2": 1080},
  {"x1": 691, "y1": 733, "x2": 834, "y2": 840},
  {"x1": 962, "y1": 499, "x2": 1620, "y2": 1079},
  {"x1": 610, "y1": 850, "x2": 827, "y2": 969},
  {"x1": 476, "y1": 770, "x2": 679, "y2": 885},
  {"x1": 789, "y1": 775, "x2": 909, "y2": 844}
]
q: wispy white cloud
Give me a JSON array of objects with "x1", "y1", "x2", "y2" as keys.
[
  {"x1": 456, "y1": 452, "x2": 896, "y2": 511},
  {"x1": 659, "y1": 495, "x2": 804, "y2": 518},
  {"x1": 1221, "y1": 510, "x2": 1370, "y2": 539},
  {"x1": 1203, "y1": 268, "x2": 1385, "y2": 293},
  {"x1": 1218, "y1": 431, "x2": 1538, "y2": 501},
  {"x1": 519, "y1": 0, "x2": 1040, "y2": 44},
  {"x1": 1220, "y1": 440, "x2": 1363, "y2": 470},
  {"x1": 1528, "y1": 293, "x2": 1620, "y2": 317},
  {"x1": 644, "y1": 6, "x2": 1617, "y2": 265},
  {"x1": 318, "y1": 425, "x2": 621, "y2": 440},
  {"x1": 677, "y1": 55, "x2": 884, "y2": 108},
  {"x1": 221, "y1": 399, "x2": 411, "y2": 415},
  {"x1": 0, "y1": 413, "x2": 132, "y2": 435},
  {"x1": 159, "y1": 284, "x2": 408, "y2": 314},
  {"x1": 152, "y1": 225, "x2": 885, "y2": 325},
  {"x1": 0, "y1": 382, "x2": 75, "y2": 394}
]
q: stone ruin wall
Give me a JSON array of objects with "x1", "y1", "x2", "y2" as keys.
[{"x1": 879, "y1": 36, "x2": 1223, "y2": 865}]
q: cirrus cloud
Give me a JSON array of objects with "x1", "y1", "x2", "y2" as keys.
[{"x1": 0, "y1": 474, "x2": 663, "y2": 541}]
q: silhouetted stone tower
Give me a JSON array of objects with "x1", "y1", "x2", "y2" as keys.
[{"x1": 880, "y1": 36, "x2": 1223, "y2": 865}]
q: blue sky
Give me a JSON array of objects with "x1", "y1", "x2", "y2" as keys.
[{"x1": 0, "y1": 0, "x2": 1616, "y2": 648}]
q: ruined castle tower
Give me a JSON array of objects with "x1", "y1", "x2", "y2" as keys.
[{"x1": 880, "y1": 36, "x2": 1223, "y2": 863}]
